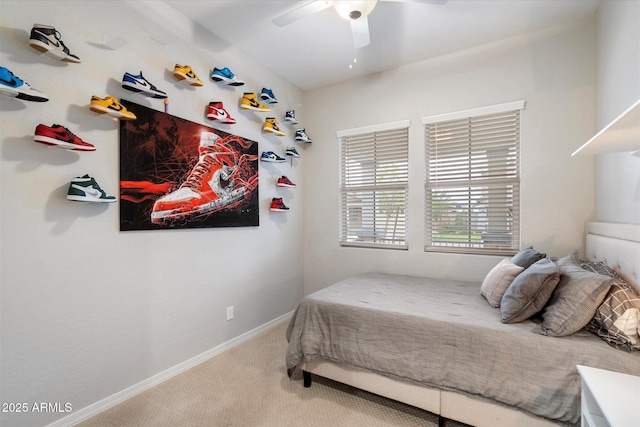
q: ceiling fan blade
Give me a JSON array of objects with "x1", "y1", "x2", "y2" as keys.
[
  {"x1": 272, "y1": 1, "x2": 333, "y2": 27},
  {"x1": 380, "y1": 0, "x2": 448, "y2": 4},
  {"x1": 351, "y1": 17, "x2": 370, "y2": 49}
]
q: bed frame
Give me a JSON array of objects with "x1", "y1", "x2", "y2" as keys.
[{"x1": 300, "y1": 222, "x2": 640, "y2": 427}]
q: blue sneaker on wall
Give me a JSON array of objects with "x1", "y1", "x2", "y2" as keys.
[
  {"x1": 260, "y1": 151, "x2": 286, "y2": 163},
  {"x1": 0, "y1": 67, "x2": 48, "y2": 102},
  {"x1": 122, "y1": 71, "x2": 167, "y2": 99},
  {"x1": 210, "y1": 67, "x2": 245, "y2": 86},
  {"x1": 260, "y1": 88, "x2": 278, "y2": 103}
]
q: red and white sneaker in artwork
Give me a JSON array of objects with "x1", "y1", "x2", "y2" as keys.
[
  {"x1": 206, "y1": 101, "x2": 236, "y2": 124},
  {"x1": 150, "y1": 132, "x2": 245, "y2": 225},
  {"x1": 276, "y1": 176, "x2": 296, "y2": 188},
  {"x1": 33, "y1": 124, "x2": 95, "y2": 151}
]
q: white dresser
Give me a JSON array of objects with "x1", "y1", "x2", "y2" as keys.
[{"x1": 577, "y1": 365, "x2": 640, "y2": 427}]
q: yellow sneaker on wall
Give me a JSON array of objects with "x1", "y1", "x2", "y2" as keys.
[
  {"x1": 89, "y1": 96, "x2": 137, "y2": 120},
  {"x1": 173, "y1": 64, "x2": 203, "y2": 86},
  {"x1": 263, "y1": 117, "x2": 285, "y2": 136},
  {"x1": 240, "y1": 92, "x2": 271, "y2": 112}
]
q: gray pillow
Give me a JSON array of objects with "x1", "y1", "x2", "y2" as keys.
[
  {"x1": 501, "y1": 257, "x2": 560, "y2": 323},
  {"x1": 535, "y1": 251, "x2": 614, "y2": 337},
  {"x1": 511, "y1": 247, "x2": 546, "y2": 269}
]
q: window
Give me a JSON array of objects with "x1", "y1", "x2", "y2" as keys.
[
  {"x1": 338, "y1": 120, "x2": 410, "y2": 249},
  {"x1": 423, "y1": 101, "x2": 524, "y2": 255}
]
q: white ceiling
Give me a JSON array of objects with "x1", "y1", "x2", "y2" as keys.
[{"x1": 164, "y1": 0, "x2": 601, "y2": 91}]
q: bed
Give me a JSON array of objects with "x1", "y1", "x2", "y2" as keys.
[{"x1": 285, "y1": 222, "x2": 640, "y2": 427}]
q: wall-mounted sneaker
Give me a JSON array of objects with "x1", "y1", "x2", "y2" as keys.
[
  {"x1": 260, "y1": 151, "x2": 286, "y2": 163},
  {"x1": 67, "y1": 175, "x2": 116, "y2": 203},
  {"x1": 285, "y1": 147, "x2": 300, "y2": 158},
  {"x1": 0, "y1": 67, "x2": 48, "y2": 102},
  {"x1": 210, "y1": 67, "x2": 244, "y2": 86},
  {"x1": 207, "y1": 101, "x2": 236, "y2": 124},
  {"x1": 263, "y1": 117, "x2": 285, "y2": 136},
  {"x1": 240, "y1": 92, "x2": 270, "y2": 112},
  {"x1": 122, "y1": 71, "x2": 167, "y2": 99},
  {"x1": 295, "y1": 129, "x2": 312, "y2": 143},
  {"x1": 284, "y1": 110, "x2": 298, "y2": 124},
  {"x1": 29, "y1": 24, "x2": 80, "y2": 63},
  {"x1": 34, "y1": 124, "x2": 95, "y2": 151},
  {"x1": 173, "y1": 64, "x2": 203, "y2": 86},
  {"x1": 284, "y1": 147, "x2": 300, "y2": 158},
  {"x1": 260, "y1": 88, "x2": 278, "y2": 103},
  {"x1": 90, "y1": 95, "x2": 136, "y2": 120},
  {"x1": 277, "y1": 176, "x2": 297, "y2": 188},
  {"x1": 270, "y1": 197, "x2": 290, "y2": 212}
]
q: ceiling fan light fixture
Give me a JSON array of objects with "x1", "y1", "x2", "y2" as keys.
[{"x1": 334, "y1": 0, "x2": 378, "y2": 20}]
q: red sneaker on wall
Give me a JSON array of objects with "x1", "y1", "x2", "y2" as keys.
[
  {"x1": 33, "y1": 124, "x2": 95, "y2": 151},
  {"x1": 276, "y1": 176, "x2": 296, "y2": 188},
  {"x1": 206, "y1": 102, "x2": 236, "y2": 124},
  {"x1": 270, "y1": 198, "x2": 289, "y2": 212}
]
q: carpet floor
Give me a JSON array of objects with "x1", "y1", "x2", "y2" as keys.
[{"x1": 75, "y1": 321, "x2": 472, "y2": 426}]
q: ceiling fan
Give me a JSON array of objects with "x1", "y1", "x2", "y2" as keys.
[{"x1": 272, "y1": 0, "x2": 447, "y2": 49}]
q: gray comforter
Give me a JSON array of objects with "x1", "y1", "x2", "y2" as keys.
[{"x1": 286, "y1": 273, "x2": 640, "y2": 425}]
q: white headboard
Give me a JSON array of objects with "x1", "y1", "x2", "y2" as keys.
[{"x1": 585, "y1": 222, "x2": 640, "y2": 292}]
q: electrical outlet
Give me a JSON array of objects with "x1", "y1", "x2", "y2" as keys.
[{"x1": 226, "y1": 306, "x2": 234, "y2": 321}]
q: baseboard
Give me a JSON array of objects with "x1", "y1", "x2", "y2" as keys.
[{"x1": 46, "y1": 311, "x2": 294, "y2": 427}]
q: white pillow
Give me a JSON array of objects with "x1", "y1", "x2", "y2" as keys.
[
  {"x1": 613, "y1": 308, "x2": 639, "y2": 345},
  {"x1": 481, "y1": 258, "x2": 525, "y2": 308}
]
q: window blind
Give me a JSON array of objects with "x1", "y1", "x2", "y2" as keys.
[
  {"x1": 424, "y1": 108, "x2": 521, "y2": 255},
  {"x1": 339, "y1": 122, "x2": 409, "y2": 249}
]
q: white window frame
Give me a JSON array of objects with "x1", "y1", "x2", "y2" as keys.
[
  {"x1": 338, "y1": 120, "x2": 410, "y2": 250},
  {"x1": 422, "y1": 100, "x2": 525, "y2": 255}
]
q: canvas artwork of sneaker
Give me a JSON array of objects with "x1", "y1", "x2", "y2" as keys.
[
  {"x1": 89, "y1": 95, "x2": 136, "y2": 120},
  {"x1": 122, "y1": 71, "x2": 167, "y2": 99},
  {"x1": 0, "y1": 67, "x2": 48, "y2": 102},
  {"x1": 34, "y1": 124, "x2": 95, "y2": 151},
  {"x1": 29, "y1": 24, "x2": 81, "y2": 63},
  {"x1": 67, "y1": 175, "x2": 116, "y2": 203},
  {"x1": 150, "y1": 132, "x2": 246, "y2": 225}
]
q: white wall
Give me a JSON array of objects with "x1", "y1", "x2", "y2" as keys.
[
  {"x1": 301, "y1": 20, "x2": 597, "y2": 294},
  {"x1": 0, "y1": 2, "x2": 304, "y2": 426},
  {"x1": 594, "y1": 0, "x2": 640, "y2": 224}
]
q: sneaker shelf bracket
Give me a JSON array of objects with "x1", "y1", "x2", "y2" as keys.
[{"x1": 102, "y1": 34, "x2": 127, "y2": 50}]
